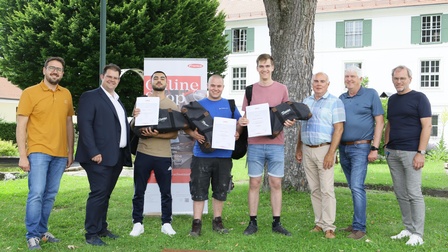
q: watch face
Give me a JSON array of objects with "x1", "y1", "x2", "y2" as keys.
[{"x1": 419, "y1": 150, "x2": 426, "y2": 155}]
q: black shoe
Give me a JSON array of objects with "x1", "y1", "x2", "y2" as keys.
[
  {"x1": 243, "y1": 221, "x2": 258, "y2": 235},
  {"x1": 189, "y1": 219, "x2": 202, "y2": 237},
  {"x1": 86, "y1": 236, "x2": 106, "y2": 246},
  {"x1": 272, "y1": 222, "x2": 291, "y2": 236},
  {"x1": 212, "y1": 217, "x2": 229, "y2": 234},
  {"x1": 98, "y1": 230, "x2": 119, "y2": 239}
]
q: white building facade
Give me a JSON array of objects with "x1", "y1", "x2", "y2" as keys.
[{"x1": 219, "y1": 0, "x2": 448, "y2": 146}]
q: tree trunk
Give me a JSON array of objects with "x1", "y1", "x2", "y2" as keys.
[{"x1": 263, "y1": 0, "x2": 317, "y2": 191}]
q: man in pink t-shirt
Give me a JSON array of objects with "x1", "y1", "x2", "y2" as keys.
[{"x1": 239, "y1": 54, "x2": 295, "y2": 236}]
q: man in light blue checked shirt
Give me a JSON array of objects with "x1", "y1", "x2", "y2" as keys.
[{"x1": 295, "y1": 72, "x2": 345, "y2": 239}]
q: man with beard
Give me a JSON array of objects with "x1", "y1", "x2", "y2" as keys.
[
  {"x1": 16, "y1": 57, "x2": 75, "y2": 250},
  {"x1": 129, "y1": 71, "x2": 178, "y2": 237},
  {"x1": 76, "y1": 63, "x2": 132, "y2": 246}
]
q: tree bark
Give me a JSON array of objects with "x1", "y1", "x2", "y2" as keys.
[{"x1": 263, "y1": 0, "x2": 317, "y2": 191}]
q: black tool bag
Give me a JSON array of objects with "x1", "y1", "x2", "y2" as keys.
[
  {"x1": 132, "y1": 108, "x2": 188, "y2": 139},
  {"x1": 181, "y1": 101, "x2": 214, "y2": 153},
  {"x1": 269, "y1": 101, "x2": 312, "y2": 139}
]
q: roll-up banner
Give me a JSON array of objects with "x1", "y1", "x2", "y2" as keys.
[{"x1": 143, "y1": 58, "x2": 208, "y2": 215}]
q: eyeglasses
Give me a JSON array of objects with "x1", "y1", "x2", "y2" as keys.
[{"x1": 46, "y1": 66, "x2": 64, "y2": 73}]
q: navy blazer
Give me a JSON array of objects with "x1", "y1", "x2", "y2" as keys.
[{"x1": 75, "y1": 88, "x2": 132, "y2": 167}]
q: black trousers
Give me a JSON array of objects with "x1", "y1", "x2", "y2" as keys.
[{"x1": 82, "y1": 152, "x2": 124, "y2": 239}]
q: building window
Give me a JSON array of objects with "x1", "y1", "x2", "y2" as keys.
[
  {"x1": 411, "y1": 14, "x2": 448, "y2": 44},
  {"x1": 336, "y1": 20, "x2": 372, "y2": 48},
  {"x1": 431, "y1": 115, "x2": 438, "y2": 137},
  {"x1": 225, "y1": 28, "x2": 254, "y2": 53},
  {"x1": 232, "y1": 67, "x2": 246, "y2": 91},
  {"x1": 232, "y1": 28, "x2": 247, "y2": 53},
  {"x1": 420, "y1": 60, "x2": 439, "y2": 88},
  {"x1": 422, "y1": 15, "x2": 441, "y2": 43}
]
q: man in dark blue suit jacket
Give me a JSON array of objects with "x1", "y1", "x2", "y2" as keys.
[{"x1": 75, "y1": 63, "x2": 132, "y2": 246}]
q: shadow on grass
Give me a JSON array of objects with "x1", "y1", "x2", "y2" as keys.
[{"x1": 335, "y1": 182, "x2": 448, "y2": 198}]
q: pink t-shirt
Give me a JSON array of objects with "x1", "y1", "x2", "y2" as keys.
[{"x1": 242, "y1": 81, "x2": 289, "y2": 145}]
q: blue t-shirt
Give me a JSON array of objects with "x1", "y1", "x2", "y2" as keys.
[
  {"x1": 193, "y1": 98, "x2": 242, "y2": 158},
  {"x1": 387, "y1": 90, "x2": 431, "y2": 151},
  {"x1": 339, "y1": 87, "x2": 384, "y2": 141}
]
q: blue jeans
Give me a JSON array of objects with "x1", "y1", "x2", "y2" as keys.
[
  {"x1": 339, "y1": 144, "x2": 370, "y2": 232},
  {"x1": 26, "y1": 153, "x2": 67, "y2": 239},
  {"x1": 247, "y1": 144, "x2": 285, "y2": 177}
]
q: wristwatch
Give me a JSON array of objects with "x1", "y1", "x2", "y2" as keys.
[
  {"x1": 417, "y1": 150, "x2": 426, "y2": 155},
  {"x1": 370, "y1": 146, "x2": 379, "y2": 151}
]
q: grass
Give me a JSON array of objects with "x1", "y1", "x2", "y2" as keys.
[{"x1": 1, "y1": 159, "x2": 448, "y2": 251}]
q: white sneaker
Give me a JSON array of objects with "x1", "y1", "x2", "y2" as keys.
[
  {"x1": 406, "y1": 234, "x2": 424, "y2": 246},
  {"x1": 129, "y1": 223, "x2": 144, "y2": 237},
  {"x1": 390, "y1": 229, "x2": 412, "y2": 240},
  {"x1": 161, "y1": 223, "x2": 176, "y2": 236}
]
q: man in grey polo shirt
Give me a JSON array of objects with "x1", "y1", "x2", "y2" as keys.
[{"x1": 338, "y1": 66, "x2": 384, "y2": 240}]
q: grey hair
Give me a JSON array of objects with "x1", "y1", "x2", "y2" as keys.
[
  {"x1": 345, "y1": 66, "x2": 362, "y2": 78},
  {"x1": 313, "y1": 72, "x2": 330, "y2": 83},
  {"x1": 391, "y1": 65, "x2": 412, "y2": 78}
]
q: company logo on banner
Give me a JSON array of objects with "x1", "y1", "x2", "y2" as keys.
[{"x1": 143, "y1": 58, "x2": 207, "y2": 215}]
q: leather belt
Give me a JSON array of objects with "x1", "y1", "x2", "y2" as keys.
[
  {"x1": 305, "y1": 142, "x2": 331, "y2": 148},
  {"x1": 340, "y1": 140, "x2": 371, "y2": 145}
]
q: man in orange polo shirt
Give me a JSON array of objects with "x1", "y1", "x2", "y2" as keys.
[{"x1": 16, "y1": 57, "x2": 75, "y2": 250}]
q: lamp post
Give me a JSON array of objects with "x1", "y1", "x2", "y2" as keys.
[{"x1": 99, "y1": 0, "x2": 106, "y2": 83}]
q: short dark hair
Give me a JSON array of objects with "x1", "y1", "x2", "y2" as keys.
[
  {"x1": 44, "y1": 57, "x2": 65, "y2": 68},
  {"x1": 151, "y1": 71, "x2": 167, "y2": 79},
  {"x1": 256, "y1": 53, "x2": 274, "y2": 66},
  {"x1": 102, "y1": 63, "x2": 121, "y2": 76}
]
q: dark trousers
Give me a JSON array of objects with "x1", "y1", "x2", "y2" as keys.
[
  {"x1": 82, "y1": 153, "x2": 123, "y2": 239},
  {"x1": 132, "y1": 152, "x2": 173, "y2": 225}
]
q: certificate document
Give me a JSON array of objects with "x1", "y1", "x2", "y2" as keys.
[
  {"x1": 211, "y1": 117, "x2": 236, "y2": 150},
  {"x1": 135, "y1": 97, "x2": 160, "y2": 126},
  {"x1": 246, "y1": 103, "x2": 271, "y2": 137}
]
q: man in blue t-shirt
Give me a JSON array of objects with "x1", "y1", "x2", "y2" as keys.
[
  {"x1": 186, "y1": 75, "x2": 243, "y2": 236},
  {"x1": 339, "y1": 66, "x2": 384, "y2": 240},
  {"x1": 385, "y1": 65, "x2": 431, "y2": 246}
]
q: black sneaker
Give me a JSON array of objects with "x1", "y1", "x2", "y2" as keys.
[
  {"x1": 212, "y1": 217, "x2": 229, "y2": 234},
  {"x1": 27, "y1": 237, "x2": 41, "y2": 250},
  {"x1": 272, "y1": 222, "x2": 291, "y2": 236},
  {"x1": 189, "y1": 219, "x2": 202, "y2": 237},
  {"x1": 98, "y1": 230, "x2": 119, "y2": 239},
  {"x1": 243, "y1": 221, "x2": 258, "y2": 235},
  {"x1": 41, "y1": 232, "x2": 60, "y2": 243}
]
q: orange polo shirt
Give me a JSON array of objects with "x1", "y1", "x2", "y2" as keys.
[{"x1": 17, "y1": 81, "x2": 75, "y2": 157}]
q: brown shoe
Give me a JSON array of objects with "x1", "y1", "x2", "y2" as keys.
[
  {"x1": 310, "y1": 225, "x2": 323, "y2": 232},
  {"x1": 325, "y1": 230, "x2": 336, "y2": 239},
  {"x1": 341, "y1": 225, "x2": 353, "y2": 232},
  {"x1": 347, "y1": 230, "x2": 365, "y2": 240},
  {"x1": 189, "y1": 219, "x2": 202, "y2": 237}
]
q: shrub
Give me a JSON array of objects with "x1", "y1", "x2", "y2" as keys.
[
  {"x1": 0, "y1": 139, "x2": 19, "y2": 156},
  {"x1": 0, "y1": 120, "x2": 16, "y2": 143},
  {"x1": 427, "y1": 138, "x2": 448, "y2": 162}
]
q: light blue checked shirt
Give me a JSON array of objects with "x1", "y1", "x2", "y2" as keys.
[{"x1": 300, "y1": 92, "x2": 345, "y2": 145}]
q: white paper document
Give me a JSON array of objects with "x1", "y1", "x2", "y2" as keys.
[
  {"x1": 135, "y1": 97, "x2": 160, "y2": 126},
  {"x1": 211, "y1": 117, "x2": 236, "y2": 150},
  {"x1": 246, "y1": 103, "x2": 272, "y2": 137}
]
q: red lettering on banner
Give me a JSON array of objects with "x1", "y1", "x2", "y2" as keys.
[
  {"x1": 148, "y1": 169, "x2": 191, "y2": 184},
  {"x1": 144, "y1": 76, "x2": 201, "y2": 93}
]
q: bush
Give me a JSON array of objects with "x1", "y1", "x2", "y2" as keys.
[
  {"x1": 0, "y1": 139, "x2": 19, "y2": 156},
  {"x1": 428, "y1": 138, "x2": 448, "y2": 162},
  {"x1": 0, "y1": 120, "x2": 16, "y2": 143}
]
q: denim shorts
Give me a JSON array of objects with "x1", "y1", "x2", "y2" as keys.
[
  {"x1": 247, "y1": 144, "x2": 285, "y2": 178},
  {"x1": 189, "y1": 156, "x2": 232, "y2": 201}
]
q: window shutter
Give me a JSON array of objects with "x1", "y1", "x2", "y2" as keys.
[
  {"x1": 411, "y1": 16, "x2": 421, "y2": 44},
  {"x1": 442, "y1": 14, "x2": 448, "y2": 43},
  {"x1": 247, "y1": 28, "x2": 255, "y2": 52},
  {"x1": 336, "y1": 21, "x2": 345, "y2": 48},
  {"x1": 225, "y1": 29, "x2": 232, "y2": 52},
  {"x1": 362, "y1": 20, "x2": 372, "y2": 47}
]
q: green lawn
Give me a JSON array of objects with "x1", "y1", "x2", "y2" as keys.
[{"x1": 1, "y1": 160, "x2": 448, "y2": 251}]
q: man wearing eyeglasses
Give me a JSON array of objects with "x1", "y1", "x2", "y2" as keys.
[
  {"x1": 76, "y1": 63, "x2": 132, "y2": 246},
  {"x1": 16, "y1": 57, "x2": 75, "y2": 250}
]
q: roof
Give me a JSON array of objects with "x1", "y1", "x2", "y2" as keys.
[
  {"x1": 0, "y1": 77, "x2": 22, "y2": 100},
  {"x1": 219, "y1": 0, "x2": 448, "y2": 21}
]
